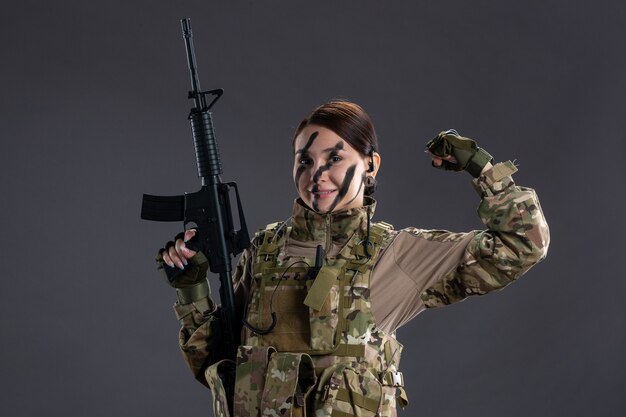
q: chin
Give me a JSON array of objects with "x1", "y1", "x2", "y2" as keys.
[{"x1": 308, "y1": 201, "x2": 332, "y2": 214}]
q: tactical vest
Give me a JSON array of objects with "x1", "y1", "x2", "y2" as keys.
[{"x1": 219, "y1": 219, "x2": 408, "y2": 417}]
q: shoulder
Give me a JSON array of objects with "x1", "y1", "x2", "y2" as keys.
[
  {"x1": 377, "y1": 227, "x2": 476, "y2": 265},
  {"x1": 396, "y1": 227, "x2": 474, "y2": 244},
  {"x1": 253, "y1": 221, "x2": 288, "y2": 240},
  {"x1": 376, "y1": 220, "x2": 474, "y2": 246},
  {"x1": 251, "y1": 221, "x2": 291, "y2": 255},
  {"x1": 369, "y1": 220, "x2": 399, "y2": 248}
]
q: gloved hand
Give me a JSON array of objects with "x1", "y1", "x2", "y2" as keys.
[
  {"x1": 156, "y1": 229, "x2": 208, "y2": 289},
  {"x1": 426, "y1": 129, "x2": 493, "y2": 177}
]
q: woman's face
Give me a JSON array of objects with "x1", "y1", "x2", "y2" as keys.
[{"x1": 293, "y1": 124, "x2": 377, "y2": 214}]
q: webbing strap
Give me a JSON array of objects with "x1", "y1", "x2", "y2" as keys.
[
  {"x1": 330, "y1": 411, "x2": 352, "y2": 417},
  {"x1": 332, "y1": 343, "x2": 365, "y2": 357},
  {"x1": 350, "y1": 222, "x2": 393, "y2": 259},
  {"x1": 336, "y1": 388, "x2": 380, "y2": 412},
  {"x1": 254, "y1": 223, "x2": 289, "y2": 274},
  {"x1": 397, "y1": 387, "x2": 410, "y2": 408},
  {"x1": 343, "y1": 295, "x2": 352, "y2": 306},
  {"x1": 256, "y1": 222, "x2": 290, "y2": 257},
  {"x1": 370, "y1": 221, "x2": 392, "y2": 240},
  {"x1": 384, "y1": 340, "x2": 393, "y2": 365},
  {"x1": 257, "y1": 229, "x2": 279, "y2": 256},
  {"x1": 489, "y1": 160, "x2": 517, "y2": 181}
]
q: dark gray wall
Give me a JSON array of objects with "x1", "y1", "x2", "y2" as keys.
[{"x1": 2, "y1": 1, "x2": 624, "y2": 416}]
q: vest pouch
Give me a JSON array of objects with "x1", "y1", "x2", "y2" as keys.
[
  {"x1": 251, "y1": 270, "x2": 312, "y2": 351},
  {"x1": 205, "y1": 358, "x2": 236, "y2": 417},
  {"x1": 260, "y1": 352, "x2": 316, "y2": 417},
  {"x1": 313, "y1": 365, "x2": 383, "y2": 417},
  {"x1": 233, "y1": 345, "x2": 276, "y2": 416},
  {"x1": 249, "y1": 263, "x2": 343, "y2": 354},
  {"x1": 307, "y1": 275, "x2": 340, "y2": 352}
]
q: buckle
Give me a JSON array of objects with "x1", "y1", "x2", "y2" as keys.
[
  {"x1": 380, "y1": 370, "x2": 404, "y2": 387},
  {"x1": 392, "y1": 371, "x2": 404, "y2": 387}
]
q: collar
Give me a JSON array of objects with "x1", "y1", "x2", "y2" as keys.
[{"x1": 289, "y1": 197, "x2": 376, "y2": 250}]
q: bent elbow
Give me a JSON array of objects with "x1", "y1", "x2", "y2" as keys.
[{"x1": 523, "y1": 213, "x2": 550, "y2": 266}]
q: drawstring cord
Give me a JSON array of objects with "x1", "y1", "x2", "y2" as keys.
[{"x1": 241, "y1": 259, "x2": 310, "y2": 335}]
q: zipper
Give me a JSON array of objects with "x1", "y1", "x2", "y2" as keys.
[
  {"x1": 325, "y1": 215, "x2": 331, "y2": 254},
  {"x1": 321, "y1": 383, "x2": 330, "y2": 401}
]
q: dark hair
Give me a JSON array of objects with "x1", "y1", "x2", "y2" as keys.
[{"x1": 293, "y1": 100, "x2": 379, "y2": 195}]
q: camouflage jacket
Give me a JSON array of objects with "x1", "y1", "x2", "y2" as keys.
[{"x1": 172, "y1": 160, "x2": 550, "y2": 414}]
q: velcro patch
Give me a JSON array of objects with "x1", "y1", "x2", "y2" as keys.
[{"x1": 303, "y1": 266, "x2": 337, "y2": 311}]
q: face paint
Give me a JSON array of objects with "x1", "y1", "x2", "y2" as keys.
[
  {"x1": 309, "y1": 142, "x2": 345, "y2": 212},
  {"x1": 293, "y1": 125, "x2": 371, "y2": 214},
  {"x1": 326, "y1": 164, "x2": 356, "y2": 212},
  {"x1": 312, "y1": 142, "x2": 344, "y2": 183},
  {"x1": 294, "y1": 131, "x2": 319, "y2": 191},
  {"x1": 311, "y1": 184, "x2": 320, "y2": 212},
  {"x1": 341, "y1": 171, "x2": 366, "y2": 209}
]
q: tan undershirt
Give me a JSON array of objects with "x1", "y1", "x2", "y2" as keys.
[{"x1": 370, "y1": 230, "x2": 474, "y2": 334}]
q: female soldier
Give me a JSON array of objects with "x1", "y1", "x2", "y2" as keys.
[{"x1": 158, "y1": 100, "x2": 549, "y2": 417}]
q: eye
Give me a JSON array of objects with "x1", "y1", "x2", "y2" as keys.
[
  {"x1": 298, "y1": 157, "x2": 312, "y2": 166},
  {"x1": 330, "y1": 155, "x2": 342, "y2": 163}
]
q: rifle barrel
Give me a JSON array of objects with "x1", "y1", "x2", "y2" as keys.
[{"x1": 181, "y1": 18, "x2": 203, "y2": 109}]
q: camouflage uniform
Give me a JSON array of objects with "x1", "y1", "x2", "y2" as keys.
[{"x1": 173, "y1": 161, "x2": 550, "y2": 416}]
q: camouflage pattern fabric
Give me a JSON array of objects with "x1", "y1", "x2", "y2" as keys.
[
  {"x1": 237, "y1": 204, "x2": 406, "y2": 417},
  {"x1": 420, "y1": 161, "x2": 550, "y2": 306},
  {"x1": 174, "y1": 296, "x2": 219, "y2": 386},
  {"x1": 205, "y1": 359, "x2": 235, "y2": 417},
  {"x1": 231, "y1": 346, "x2": 317, "y2": 417},
  {"x1": 260, "y1": 352, "x2": 315, "y2": 416},
  {"x1": 171, "y1": 161, "x2": 549, "y2": 417},
  {"x1": 233, "y1": 346, "x2": 275, "y2": 416}
]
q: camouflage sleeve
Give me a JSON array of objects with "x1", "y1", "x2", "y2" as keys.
[
  {"x1": 420, "y1": 160, "x2": 550, "y2": 308},
  {"x1": 172, "y1": 248, "x2": 253, "y2": 387},
  {"x1": 173, "y1": 296, "x2": 218, "y2": 388}
]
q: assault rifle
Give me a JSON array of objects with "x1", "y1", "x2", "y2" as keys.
[{"x1": 141, "y1": 18, "x2": 249, "y2": 369}]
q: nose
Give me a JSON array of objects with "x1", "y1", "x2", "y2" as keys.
[{"x1": 311, "y1": 160, "x2": 330, "y2": 184}]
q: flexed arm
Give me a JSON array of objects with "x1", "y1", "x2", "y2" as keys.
[{"x1": 420, "y1": 132, "x2": 549, "y2": 307}]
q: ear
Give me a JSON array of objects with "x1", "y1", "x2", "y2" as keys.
[{"x1": 369, "y1": 152, "x2": 381, "y2": 177}]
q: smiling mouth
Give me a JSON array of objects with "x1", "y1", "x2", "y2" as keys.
[{"x1": 311, "y1": 189, "x2": 336, "y2": 199}]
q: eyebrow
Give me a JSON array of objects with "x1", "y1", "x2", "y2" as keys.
[
  {"x1": 296, "y1": 141, "x2": 345, "y2": 155},
  {"x1": 295, "y1": 131, "x2": 318, "y2": 155},
  {"x1": 323, "y1": 146, "x2": 345, "y2": 154}
]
